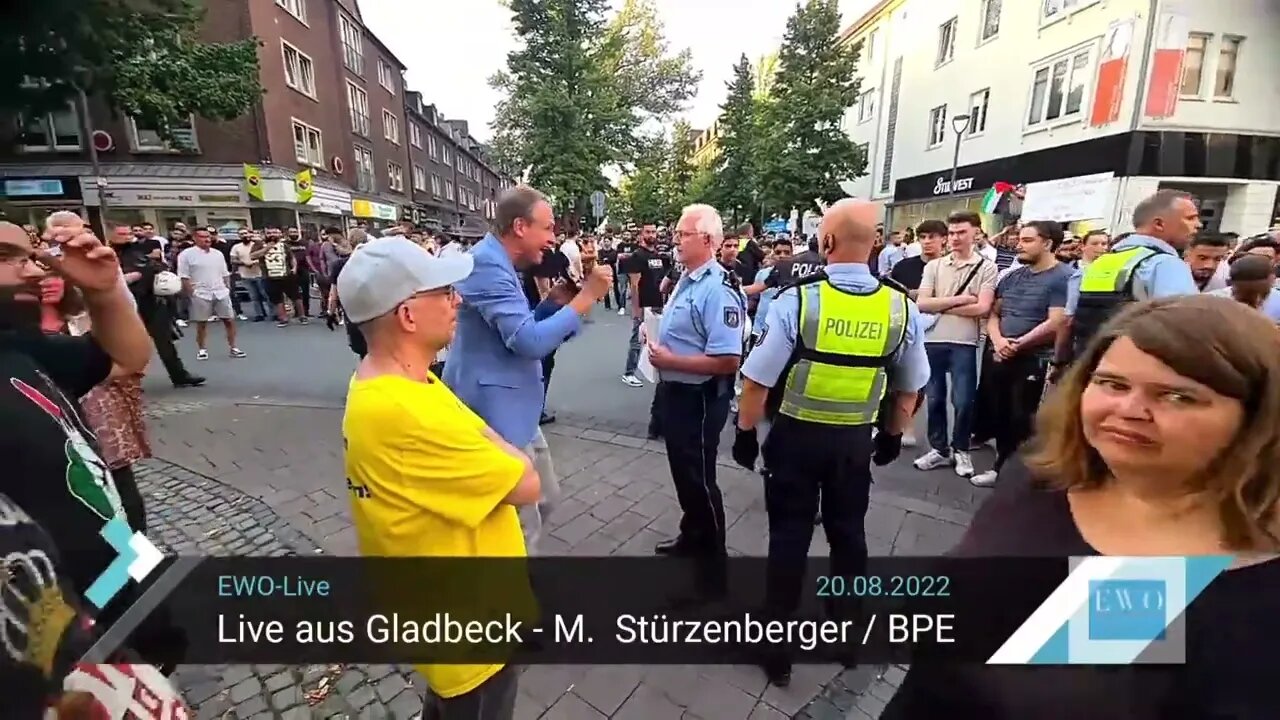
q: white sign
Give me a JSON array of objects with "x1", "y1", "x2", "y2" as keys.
[
  {"x1": 98, "y1": 189, "x2": 245, "y2": 207},
  {"x1": 1021, "y1": 172, "x2": 1116, "y2": 223},
  {"x1": 307, "y1": 197, "x2": 349, "y2": 215},
  {"x1": 933, "y1": 176, "x2": 975, "y2": 195}
]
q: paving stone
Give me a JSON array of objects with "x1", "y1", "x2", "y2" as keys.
[
  {"x1": 570, "y1": 665, "x2": 644, "y2": 715},
  {"x1": 233, "y1": 694, "x2": 269, "y2": 717},
  {"x1": 545, "y1": 692, "x2": 608, "y2": 720},
  {"x1": 348, "y1": 684, "x2": 379, "y2": 709},
  {"x1": 613, "y1": 682, "x2": 685, "y2": 720},
  {"x1": 227, "y1": 677, "x2": 263, "y2": 704},
  {"x1": 746, "y1": 703, "x2": 788, "y2": 719},
  {"x1": 270, "y1": 684, "x2": 305, "y2": 710},
  {"x1": 686, "y1": 677, "x2": 757, "y2": 720}
]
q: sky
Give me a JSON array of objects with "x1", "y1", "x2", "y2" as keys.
[{"x1": 358, "y1": 0, "x2": 878, "y2": 143}]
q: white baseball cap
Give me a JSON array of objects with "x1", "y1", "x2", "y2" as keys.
[{"x1": 336, "y1": 237, "x2": 473, "y2": 324}]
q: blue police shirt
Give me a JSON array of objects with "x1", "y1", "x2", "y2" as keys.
[
  {"x1": 753, "y1": 267, "x2": 781, "y2": 325},
  {"x1": 656, "y1": 258, "x2": 746, "y2": 384},
  {"x1": 742, "y1": 262, "x2": 930, "y2": 393},
  {"x1": 877, "y1": 244, "x2": 905, "y2": 276},
  {"x1": 1064, "y1": 235, "x2": 1198, "y2": 315}
]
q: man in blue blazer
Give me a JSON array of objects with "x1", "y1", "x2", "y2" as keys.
[{"x1": 445, "y1": 185, "x2": 612, "y2": 551}]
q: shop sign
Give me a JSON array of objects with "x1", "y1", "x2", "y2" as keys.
[
  {"x1": 4, "y1": 179, "x2": 65, "y2": 197},
  {"x1": 352, "y1": 199, "x2": 398, "y2": 220},
  {"x1": 933, "y1": 176, "x2": 975, "y2": 196},
  {"x1": 100, "y1": 189, "x2": 245, "y2": 207},
  {"x1": 308, "y1": 196, "x2": 350, "y2": 215}
]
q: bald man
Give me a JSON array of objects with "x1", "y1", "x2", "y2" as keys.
[{"x1": 735, "y1": 199, "x2": 930, "y2": 686}]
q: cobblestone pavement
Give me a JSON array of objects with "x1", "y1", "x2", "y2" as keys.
[{"x1": 134, "y1": 397, "x2": 980, "y2": 719}]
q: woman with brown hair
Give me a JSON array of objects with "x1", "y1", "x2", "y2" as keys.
[{"x1": 884, "y1": 294, "x2": 1280, "y2": 719}]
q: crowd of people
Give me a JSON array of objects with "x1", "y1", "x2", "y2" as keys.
[{"x1": 2, "y1": 180, "x2": 1279, "y2": 718}]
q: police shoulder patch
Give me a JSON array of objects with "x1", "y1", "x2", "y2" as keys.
[{"x1": 723, "y1": 306, "x2": 741, "y2": 329}]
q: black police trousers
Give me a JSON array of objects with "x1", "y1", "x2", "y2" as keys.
[
  {"x1": 658, "y1": 378, "x2": 733, "y2": 553},
  {"x1": 762, "y1": 416, "x2": 874, "y2": 620}
]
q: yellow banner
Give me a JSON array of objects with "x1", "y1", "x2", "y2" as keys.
[
  {"x1": 243, "y1": 164, "x2": 264, "y2": 201},
  {"x1": 352, "y1": 200, "x2": 373, "y2": 218},
  {"x1": 295, "y1": 168, "x2": 314, "y2": 204}
]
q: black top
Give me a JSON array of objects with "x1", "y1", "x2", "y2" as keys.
[
  {"x1": 598, "y1": 247, "x2": 619, "y2": 268},
  {"x1": 884, "y1": 460, "x2": 1280, "y2": 720},
  {"x1": 116, "y1": 242, "x2": 160, "y2": 312},
  {"x1": 765, "y1": 250, "x2": 824, "y2": 289},
  {"x1": 889, "y1": 255, "x2": 928, "y2": 291},
  {"x1": 621, "y1": 245, "x2": 671, "y2": 309},
  {"x1": 737, "y1": 238, "x2": 766, "y2": 283}
]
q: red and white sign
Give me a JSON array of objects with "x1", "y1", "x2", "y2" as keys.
[
  {"x1": 1090, "y1": 19, "x2": 1135, "y2": 127},
  {"x1": 1143, "y1": 8, "x2": 1190, "y2": 119}
]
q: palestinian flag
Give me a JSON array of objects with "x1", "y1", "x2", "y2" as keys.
[{"x1": 981, "y1": 182, "x2": 1016, "y2": 214}]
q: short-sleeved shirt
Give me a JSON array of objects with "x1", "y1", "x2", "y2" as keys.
[
  {"x1": 889, "y1": 255, "x2": 928, "y2": 291},
  {"x1": 621, "y1": 245, "x2": 670, "y2": 309},
  {"x1": 1064, "y1": 235, "x2": 1198, "y2": 315},
  {"x1": 1208, "y1": 286, "x2": 1280, "y2": 322},
  {"x1": 877, "y1": 244, "x2": 905, "y2": 276},
  {"x1": 176, "y1": 246, "x2": 231, "y2": 300},
  {"x1": 262, "y1": 241, "x2": 292, "y2": 279},
  {"x1": 343, "y1": 372, "x2": 529, "y2": 698},
  {"x1": 230, "y1": 241, "x2": 262, "y2": 279},
  {"x1": 655, "y1": 259, "x2": 745, "y2": 383},
  {"x1": 920, "y1": 253, "x2": 999, "y2": 346},
  {"x1": 995, "y1": 263, "x2": 1073, "y2": 341}
]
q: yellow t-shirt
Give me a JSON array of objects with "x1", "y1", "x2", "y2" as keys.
[{"x1": 343, "y1": 372, "x2": 527, "y2": 698}]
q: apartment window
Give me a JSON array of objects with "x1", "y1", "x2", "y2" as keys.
[
  {"x1": 130, "y1": 115, "x2": 197, "y2": 151},
  {"x1": 864, "y1": 29, "x2": 878, "y2": 59},
  {"x1": 1179, "y1": 33, "x2": 1210, "y2": 96},
  {"x1": 967, "y1": 88, "x2": 990, "y2": 136},
  {"x1": 382, "y1": 109, "x2": 399, "y2": 144},
  {"x1": 412, "y1": 164, "x2": 426, "y2": 190},
  {"x1": 347, "y1": 82, "x2": 370, "y2": 136},
  {"x1": 387, "y1": 161, "x2": 404, "y2": 192},
  {"x1": 927, "y1": 105, "x2": 947, "y2": 147},
  {"x1": 354, "y1": 145, "x2": 375, "y2": 192},
  {"x1": 441, "y1": 147, "x2": 451, "y2": 167},
  {"x1": 979, "y1": 0, "x2": 1001, "y2": 42},
  {"x1": 428, "y1": 134, "x2": 438, "y2": 159},
  {"x1": 936, "y1": 18, "x2": 957, "y2": 66},
  {"x1": 275, "y1": 0, "x2": 306, "y2": 24},
  {"x1": 291, "y1": 119, "x2": 323, "y2": 165},
  {"x1": 339, "y1": 14, "x2": 364, "y2": 75},
  {"x1": 856, "y1": 88, "x2": 876, "y2": 123},
  {"x1": 1215, "y1": 36, "x2": 1242, "y2": 99},
  {"x1": 1042, "y1": 0, "x2": 1096, "y2": 23},
  {"x1": 1027, "y1": 49, "x2": 1091, "y2": 126},
  {"x1": 377, "y1": 60, "x2": 396, "y2": 93},
  {"x1": 431, "y1": 174, "x2": 443, "y2": 197},
  {"x1": 445, "y1": 182, "x2": 455, "y2": 201},
  {"x1": 409, "y1": 122, "x2": 423, "y2": 148},
  {"x1": 281, "y1": 42, "x2": 316, "y2": 98},
  {"x1": 19, "y1": 102, "x2": 82, "y2": 151}
]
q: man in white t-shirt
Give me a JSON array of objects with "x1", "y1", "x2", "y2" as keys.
[
  {"x1": 177, "y1": 228, "x2": 246, "y2": 360},
  {"x1": 559, "y1": 233, "x2": 583, "y2": 282}
]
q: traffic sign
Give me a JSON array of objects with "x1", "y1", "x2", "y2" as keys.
[{"x1": 590, "y1": 190, "x2": 606, "y2": 218}]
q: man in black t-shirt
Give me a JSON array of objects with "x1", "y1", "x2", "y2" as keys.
[
  {"x1": 734, "y1": 221, "x2": 766, "y2": 284},
  {"x1": 619, "y1": 226, "x2": 670, "y2": 388},
  {"x1": 525, "y1": 244, "x2": 572, "y2": 423},
  {"x1": 0, "y1": 219, "x2": 179, "y2": 664},
  {"x1": 889, "y1": 219, "x2": 947, "y2": 297}
]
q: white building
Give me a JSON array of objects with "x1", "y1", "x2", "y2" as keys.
[{"x1": 841, "y1": 0, "x2": 1279, "y2": 236}]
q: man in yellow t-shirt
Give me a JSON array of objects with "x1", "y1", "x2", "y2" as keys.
[{"x1": 336, "y1": 237, "x2": 541, "y2": 718}]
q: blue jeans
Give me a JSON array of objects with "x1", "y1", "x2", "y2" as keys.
[
  {"x1": 924, "y1": 342, "x2": 979, "y2": 454},
  {"x1": 241, "y1": 276, "x2": 270, "y2": 320},
  {"x1": 624, "y1": 316, "x2": 643, "y2": 375}
]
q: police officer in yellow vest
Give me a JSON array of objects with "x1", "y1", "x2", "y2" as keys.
[{"x1": 736, "y1": 199, "x2": 930, "y2": 686}]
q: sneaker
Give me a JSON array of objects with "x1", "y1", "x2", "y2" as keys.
[
  {"x1": 954, "y1": 451, "x2": 975, "y2": 478},
  {"x1": 621, "y1": 374, "x2": 644, "y2": 388},
  {"x1": 913, "y1": 450, "x2": 953, "y2": 471},
  {"x1": 299, "y1": 317, "x2": 310, "y2": 325},
  {"x1": 970, "y1": 470, "x2": 999, "y2": 488},
  {"x1": 276, "y1": 320, "x2": 290, "y2": 328},
  {"x1": 902, "y1": 432, "x2": 918, "y2": 448},
  {"x1": 195, "y1": 349, "x2": 209, "y2": 361},
  {"x1": 175, "y1": 319, "x2": 188, "y2": 328},
  {"x1": 618, "y1": 308, "x2": 626, "y2": 316},
  {"x1": 236, "y1": 314, "x2": 248, "y2": 321},
  {"x1": 229, "y1": 348, "x2": 246, "y2": 359}
]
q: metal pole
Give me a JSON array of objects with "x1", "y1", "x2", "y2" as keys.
[
  {"x1": 948, "y1": 130, "x2": 962, "y2": 198},
  {"x1": 76, "y1": 86, "x2": 110, "y2": 226}
]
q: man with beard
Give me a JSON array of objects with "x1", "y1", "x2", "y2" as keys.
[
  {"x1": 0, "y1": 218, "x2": 178, "y2": 664},
  {"x1": 286, "y1": 226, "x2": 313, "y2": 321},
  {"x1": 109, "y1": 224, "x2": 203, "y2": 387},
  {"x1": 1184, "y1": 234, "x2": 1230, "y2": 291}
]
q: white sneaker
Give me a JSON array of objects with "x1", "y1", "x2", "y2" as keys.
[
  {"x1": 954, "y1": 451, "x2": 975, "y2": 478},
  {"x1": 175, "y1": 319, "x2": 188, "y2": 328},
  {"x1": 621, "y1": 374, "x2": 643, "y2": 388},
  {"x1": 618, "y1": 308, "x2": 626, "y2": 316},
  {"x1": 229, "y1": 347, "x2": 246, "y2": 359},
  {"x1": 902, "y1": 432, "x2": 918, "y2": 448},
  {"x1": 236, "y1": 314, "x2": 248, "y2": 321},
  {"x1": 196, "y1": 349, "x2": 209, "y2": 361},
  {"x1": 913, "y1": 450, "x2": 953, "y2": 471},
  {"x1": 970, "y1": 470, "x2": 998, "y2": 487}
]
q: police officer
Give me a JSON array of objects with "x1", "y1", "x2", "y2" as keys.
[
  {"x1": 736, "y1": 199, "x2": 930, "y2": 686},
  {"x1": 1052, "y1": 189, "x2": 1200, "y2": 373},
  {"x1": 646, "y1": 204, "x2": 746, "y2": 586}
]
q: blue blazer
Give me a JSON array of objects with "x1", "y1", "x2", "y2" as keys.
[{"x1": 443, "y1": 234, "x2": 582, "y2": 448}]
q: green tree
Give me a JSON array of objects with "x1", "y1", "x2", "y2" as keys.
[
  {"x1": 684, "y1": 165, "x2": 717, "y2": 207},
  {"x1": 489, "y1": 0, "x2": 698, "y2": 220},
  {"x1": 713, "y1": 54, "x2": 764, "y2": 223},
  {"x1": 663, "y1": 120, "x2": 696, "y2": 217},
  {"x1": 616, "y1": 135, "x2": 669, "y2": 224},
  {"x1": 757, "y1": 0, "x2": 865, "y2": 215},
  {"x1": 1, "y1": 0, "x2": 263, "y2": 146}
]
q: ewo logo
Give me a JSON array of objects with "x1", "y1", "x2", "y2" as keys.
[{"x1": 85, "y1": 518, "x2": 164, "y2": 609}]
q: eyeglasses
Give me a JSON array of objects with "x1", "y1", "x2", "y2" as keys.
[{"x1": 673, "y1": 230, "x2": 708, "y2": 240}]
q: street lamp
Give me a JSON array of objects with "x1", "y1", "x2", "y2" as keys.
[{"x1": 948, "y1": 113, "x2": 971, "y2": 198}]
